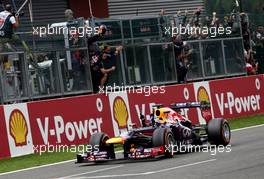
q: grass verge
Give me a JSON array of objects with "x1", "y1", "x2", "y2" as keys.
[
  {"x1": 228, "y1": 114, "x2": 264, "y2": 130},
  {"x1": 0, "y1": 114, "x2": 264, "y2": 173}
]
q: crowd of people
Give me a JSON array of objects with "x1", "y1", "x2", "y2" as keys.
[
  {"x1": 159, "y1": 7, "x2": 264, "y2": 82},
  {"x1": 0, "y1": 6, "x2": 123, "y2": 95},
  {"x1": 65, "y1": 9, "x2": 123, "y2": 93},
  {"x1": 160, "y1": 8, "x2": 241, "y2": 41},
  {"x1": 85, "y1": 7, "x2": 264, "y2": 88},
  {"x1": 246, "y1": 25, "x2": 264, "y2": 75}
]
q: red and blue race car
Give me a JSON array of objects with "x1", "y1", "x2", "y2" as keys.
[{"x1": 76, "y1": 101, "x2": 231, "y2": 163}]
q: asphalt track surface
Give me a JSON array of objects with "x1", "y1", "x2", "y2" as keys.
[{"x1": 1, "y1": 125, "x2": 264, "y2": 179}]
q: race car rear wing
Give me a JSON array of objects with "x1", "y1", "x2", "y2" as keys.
[{"x1": 170, "y1": 101, "x2": 210, "y2": 110}]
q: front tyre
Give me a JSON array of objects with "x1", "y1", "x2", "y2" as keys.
[
  {"x1": 207, "y1": 118, "x2": 231, "y2": 146},
  {"x1": 152, "y1": 128, "x2": 174, "y2": 158},
  {"x1": 89, "y1": 132, "x2": 115, "y2": 159}
]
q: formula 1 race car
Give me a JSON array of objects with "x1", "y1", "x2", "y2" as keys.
[{"x1": 76, "y1": 102, "x2": 231, "y2": 163}]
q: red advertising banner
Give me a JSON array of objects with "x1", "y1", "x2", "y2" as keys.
[
  {"x1": 209, "y1": 75, "x2": 264, "y2": 118},
  {"x1": 0, "y1": 106, "x2": 10, "y2": 159},
  {"x1": 0, "y1": 75, "x2": 264, "y2": 159},
  {"x1": 27, "y1": 94, "x2": 114, "y2": 146}
]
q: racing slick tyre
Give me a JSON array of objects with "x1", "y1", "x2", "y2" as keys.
[
  {"x1": 77, "y1": 154, "x2": 84, "y2": 163},
  {"x1": 207, "y1": 118, "x2": 231, "y2": 146},
  {"x1": 89, "y1": 132, "x2": 115, "y2": 159},
  {"x1": 152, "y1": 128, "x2": 174, "y2": 158},
  {"x1": 123, "y1": 142, "x2": 131, "y2": 159}
]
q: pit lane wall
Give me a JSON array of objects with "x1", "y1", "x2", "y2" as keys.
[{"x1": 0, "y1": 75, "x2": 263, "y2": 159}]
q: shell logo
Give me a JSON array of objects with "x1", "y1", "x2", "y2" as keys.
[
  {"x1": 113, "y1": 97, "x2": 129, "y2": 128},
  {"x1": 197, "y1": 86, "x2": 210, "y2": 103},
  {"x1": 197, "y1": 86, "x2": 212, "y2": 120},
  {"x1": 9, "y1": 109, "x2": 28, "y2": 147}
]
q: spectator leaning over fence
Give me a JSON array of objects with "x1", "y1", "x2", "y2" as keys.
[
  {"x1": 98, "y1": 45, "x2": 122, "y2": 89},
  {"x1": 240, "y1": 12, "x2": 251, "y2": 50},
  {"x1": 173, "y1": 35, "x2": 193, "y2": 83},
  {"x1": 88, "y1": 24, "x2": 107, "y2": 93},
  {"x1": 254, "y1": 25, "x2": 264, "y2": 74},
  {"x1": 98, "y1": 52, "x2": 116, "y2": 89},
  {"x1": 244, "y1": 47, "x2": 258, "y2": 75}
]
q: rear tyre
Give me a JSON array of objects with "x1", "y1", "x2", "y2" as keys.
[
  {"x1": 152, "y1": 128, "x2": 174, "y2": 158},
  {"x1": 76, "y1": 154, "x2": 83, "y2": 163},
  {"x1": 123, "y1": 142, "x2": 130, "y2": 159},
  {"x1": 207, "y1": 118, "x2": 231, "y2": 146},
  {"x1": 89, "y1": 132, "x2": 115, "y2": 159}
]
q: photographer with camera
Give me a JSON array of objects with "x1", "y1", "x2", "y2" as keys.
[{"x1": 0, "y1": 4, "x2": 19, "y2": 53}]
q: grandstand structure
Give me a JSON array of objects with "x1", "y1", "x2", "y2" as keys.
[
  {"x1": 107, "y1": 0, "x2": 204, "y2": 17},
  {"x1": 1, "y1": 0, "x2": 204, "y2": 32}
]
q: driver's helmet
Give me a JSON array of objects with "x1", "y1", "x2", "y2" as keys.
[{"x1": 154, "y1": 108, "x2": 177, "y2": 125}]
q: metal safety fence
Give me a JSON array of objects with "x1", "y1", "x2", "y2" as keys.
[
  {"x1": 0, "y1": 15, "x2": 246, "y2": 104},
  {"x1": 0, "y1": 37, "x2": 246, "y2": 104}
]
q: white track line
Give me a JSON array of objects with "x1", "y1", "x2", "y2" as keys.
[
  {"x1": 0, "y1": 151, "x2": 124, "y2": 176},
  {"x1": 0, "y1": 159, "x2": 76, "y2": 176},
  {"x1": 1, "y1": 123, "x2": 263, "y2": 176},
  {"x1": 231, "y1": 124, "x2": 264, "y2": 132},
  {"x1": 71, "y1": 159, "x2": 216, "y2": 179},
  {"x1": 56, "y1": 165, "x2": 123, "y2": 179}
]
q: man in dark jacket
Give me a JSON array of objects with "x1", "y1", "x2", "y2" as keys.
[{"x1": 88, "y1": 25, "x2": 107, "y2": 92}]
